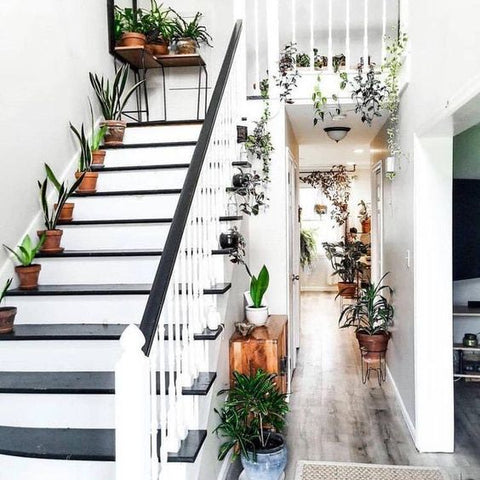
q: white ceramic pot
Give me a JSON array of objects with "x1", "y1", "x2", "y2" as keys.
[{"x1": 245, "y1": 306, "x2": 269, "y2": 326}]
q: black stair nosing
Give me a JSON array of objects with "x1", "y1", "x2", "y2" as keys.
[
  {"x1": 103, "y1": 140, "x2": 197, "y2": 150},
  {"x1": 58, "y1": 216, "x2": 242, "y2": 226},
  {"x1": 232, "y1": 160, "x2": 252, "y2": 168},
  {"x1": 126, "y1": 119, "x2": 203, "y2": 128},
  {"x1": 0, "y1": 323, "x2": 223, "y2": 342},
  {"x1": 0, "y1": 371, "x2": 216, "y2": 396},
  {"x1": 71, "y1": 188, "x2": 182, "y2": 198},
  {"x1": 92, "y1": 163, "x2": 190, "y2": 173},
  {"x1": 0, "y1": 425, "x2": 206, "y2": 463},
  {"x1": 6, "y1": 282, "x2": 232, "y2": 297}
]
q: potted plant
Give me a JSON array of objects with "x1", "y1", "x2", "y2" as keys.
[
  {"x1": 144, "y1": 0, "x2": 174, "y2": 56},
  {"x1": 232, "y1": 172, "x2": 266, "y2": 216},
  {"x1": 0, "y1": 278, "x2": 16, "y2": 334},
  {"x1": 338, "y1": 273, "x2": 394, "y2": 361},
  {"x1": 89, "y1": 65, "x2": 144, "y2": 145},
  {"x1": 323, "y1": 241, "x2": 368, "y2": 298},
  {"x1": 358, "y1": 200, "x2": 371, "y2": 233},
  {"x1": 70, "y1": 122, "x2": 98, "y2": 193},
  {"x1": 214, "y1": 370, "x2": 289, "y2": 480},
  {"x1": 171, "y1": 11, "x2": 212, "y2": 55},
  {"x1": 89, "y1": 99, "x2": 108, "y2": 167},
  {"x1": 245, "y1": 265, "x2": 269, "y2": 326},
  {"x1": 4, "y1": 235, "x2": 45, "y2": 290},
  {"x1": 219, "y1": 226, "x2": 240, "y2": 250},
  {"x1": 37, "y1": 164, "x2": 84, "y2": 252},
  {"x1": 300, "y1": 229, "x2": 316, "y2": 270},
  {"x1": 114, "y1": 6, "x2": 148, "y2": 47}
]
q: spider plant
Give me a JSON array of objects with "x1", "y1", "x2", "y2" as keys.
[
  {"x1": 4, "y1": 235, "x2": 45, "y2": 267},
  {"x1": 171, "y1": 11, "x2": 212, "y2": 46},
  {"x1": 70, "y1": 123, "x2": 92, "y2": 172},
  {"x1": 338, "y1": 272, "x2": 394, "y2": 335},
  {"x1": 214, "y1": 370, "x2": 289, "y2": 461},
  {"x1": 0, "y1": 278, "x2": 12, "y2": 304},
  {"x1": 89, "y1": 65, "x2": 144, "y2": 121}
]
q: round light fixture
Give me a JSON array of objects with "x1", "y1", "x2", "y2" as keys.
[{"x1": 324, "y1": 126, "x2": 351, "y2": 143}]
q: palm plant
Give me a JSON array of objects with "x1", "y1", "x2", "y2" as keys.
[
  {"x1": 300, "y1": 229, "x2": 317, "y2": 270},
  {"x1": 214, "y1": 370, "x2": 289, "y2": 461},
  {"x1": 0, "y1": 279, "x2": 12, "y2": 304},
  {"x1": 323, "y1": 241, "x2": 367, "y2": 283},
  {"x1": 70, "y1": 123, "x2": 92, "y2": 172},
  {"x1": 338, "y1": 272, "x2": 394, "y2": 335},
  {"x1": 4, "y1": 235, "x2": 45, "y2": 267},
  {"x1": 171, "y1": 11, "x2": 212, "y2": 46},
  {"x1": 89, "y1": 65, "x2": 144, "y2": 121}
]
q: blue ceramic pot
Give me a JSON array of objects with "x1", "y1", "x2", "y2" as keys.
[{"x1": 241, "y1": 433, "x2": 287, "y2": 480}]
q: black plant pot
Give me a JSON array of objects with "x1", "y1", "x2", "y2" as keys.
[
  {"x1": 232, "y1": 173, "x2": 250, "y2": 188},
  {"x1": 219, "y1": 231, "x2": 239, "y2": 249}
]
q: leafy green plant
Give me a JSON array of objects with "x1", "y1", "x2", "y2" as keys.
[
  {"x1": 275, "y1": 43, "x2": 301, "y2": 103},
  {"x1": 300, "y1": 229, "x2": 317, "y2": 270},
  {"x1": 114, "y1": 6, "x2": 148, "y2": 37},
  {"x1": 0, "y1": 278, "x2": 12, "y2": 304},
  {"x1": 89, "y1": 65, "x2": 144, "y2": 121},
  {"x1": 38, "y1": 164, "x2": 85, "y2": 230},
  {"x1": 249, "y1": 266, "x2": 269, "y2": 308},
  {"x1": 4, "y1": 235, "x2": 45, "y2": 267},
  {"x1": 296, "y1": 52, "x2": 310, "y2": 68},
  {"x1": 89, "y1": 99, "x2": 107, "y2": 151},
  {"x1": 322, "y1": 241, "x2": 368, "y2": 284},
  {"x1": 214, "y1": 370, "x2": 289, "y2": 460},
  {"x1": 143, "y1": 0, "x2": 174, "y2": 43},
  {"x1": 227, "y1": 227, "x2": 252, "y2": 277},
  {"x1": 338, "y1": 272, "x2": 394, "y2": 334},
  {"x1": 171, "y1": 11, "x2": 212, "y2": 46},
  {"x1": 358, "y1": 200, "x2": 370, "y2": 223},
  {"x1": 70, "y1": 123, "x2": 92, "y2": 172},
  {"x1": 234, "y1": 172, "x2": 266, "y2": 216}
]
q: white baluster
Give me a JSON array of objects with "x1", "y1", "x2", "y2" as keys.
[
  {"x1": 363, "y1": 0, "x2": 369, "y2": 66},
  {"x1": 381, "y1": 0, "x2": 387, "y2": 62},
  {"x1": 345, "y1": 0, "x2": 350, "y2": 71},
  {"x1": 291, "y1": 0, "x2": 296, "y2": 43},
  {"x1": 328, "y1": 0, "x2": 333, "y2": 72},
  {"x1": 254, "y1": 0, "x2": 260, "y2": 90},
  {"x1": 310, "y1": 0, "x2": 314, "y2": 72}
]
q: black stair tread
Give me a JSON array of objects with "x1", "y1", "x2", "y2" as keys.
[
  {"x1": 0, "y1": 371, "x2": 216, "y2": 396},
  {"x1": 6, "y1": 282, "x2": 232, "y2": 296},
  {"x1": 126, "y1": 119, "x2": 203, "y2": 127},
  {"x1": 71, "y1": 188, "x2": 181, "y2": 197},
  {"x1": 232, "y1": 160, "x2": 252, "y2": 168},
  {"x1": 58, "y1": 215, "x2": 243, "y2": 226},
  {"x1": 0, "y1": 425, "x2": 206, "y2": 462},
  {"x1": 103, "y1": 141, "x2": 196, "y2": 150},
  {"x1": 92, "y1": 163, "x2": 190, "y2": 172},
  {"x1": 0, "y1": 323, "x2": 222, "y2": 342},
  {"x1": 37, "y1": 248, "x2": 233, "y2": 258}
]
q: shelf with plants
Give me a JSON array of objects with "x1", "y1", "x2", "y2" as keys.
[
  {"x1": 453, "y1": 344, "x2": 480, "y2": 352},
  {"x1": 453, "y1": 306, "x2": 480, "y2": 317}
]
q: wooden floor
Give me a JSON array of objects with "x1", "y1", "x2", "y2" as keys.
[{"x1": 284, "y1": 292, "x2": 480, "y2": 480}]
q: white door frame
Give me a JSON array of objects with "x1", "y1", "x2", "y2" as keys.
[{"x1": 371, "y1": 161, "x2": 384, "y2": 284}]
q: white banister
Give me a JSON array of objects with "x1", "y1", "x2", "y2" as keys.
[
  {"x1": 309, "y1": 0, "x2": 314, "y2": 72},
  {"x1": 115, "y1": 324, "x2": 151, "y2": 480},
  {"x1": 291, "y1": 0, "x2": 296, "y2": 43},
  {"x1": 266, "y1": 0, "x2": 280, "y2": 97},
  {"x1": 328, "y1": 0, "x2": 333, "y2": 71},
  {"x1": 363, "y1": 0, "x2": 369, "y2": 65},
  {"x1": 345, "y1": 0, "x2": 350, "y2": 70}
]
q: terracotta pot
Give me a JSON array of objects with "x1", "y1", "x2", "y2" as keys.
[
  {"x1": 100, "y1": 120, "x2": 127, "y2": 146},
  {"x1": 54, "y1": 202, "x2": 74, "y2": 223},
  {"x1": 121, "y1": 32, "x2": 146, "y2": 47},
  {"x1": 38, "y1": 229, "x2": 64, "y2": 254},
  {"x1": 75, "y1": 171, "x2": 99, "y2": 194},
  {"x1": 15, "y1": 264, "x2": 41, "y2": 290},
  {"x1": 175, "y1": 38, "x2": 197, "y2": 55},
  {"x1": 91, "y1": 150, "x2": 106, "y2": 166},
  {"x1": 356, "y1": 331, "x2": 390, "y2": 362},
  {"x1": 0, "y1": 307, "x2": 17, "y2": 334},
  {"x1": 337, "y1": 282, "x2": 356, "y2": 298},
  {"x1": 145, "y1": 41, "x2": 169, "y2": 56},
  {"x1": 361, "y1": 218, "x2": 371, "y2": 234}
]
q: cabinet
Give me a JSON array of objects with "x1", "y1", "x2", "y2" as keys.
[
  {"x1": 453, "y1": 306, "x2": 480, "y2": 379},
  {"x1": 229, "y1": 315, "x2": 288, "y2": 393}
]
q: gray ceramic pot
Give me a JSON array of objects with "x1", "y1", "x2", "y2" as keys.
[{"x1": 241, "y1": 433, "x2": 287, "y2": 480}]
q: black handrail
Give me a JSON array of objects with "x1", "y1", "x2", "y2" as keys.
[{"x1": 140, "y1": 20, "x2": 243, "y2": 356}]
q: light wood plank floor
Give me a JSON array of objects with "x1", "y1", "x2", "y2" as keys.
[{"x1": 284, "y1": 292, "x2": 480, "y2": 480}]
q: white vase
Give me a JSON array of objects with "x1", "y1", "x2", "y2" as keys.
[{"x1": 245, "y1": 306, "x2": 269, "y2": 326}]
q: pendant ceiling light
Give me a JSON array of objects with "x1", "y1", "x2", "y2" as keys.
[{"x1": 324, "y1": 126, "x2": 351, "y2": 143}]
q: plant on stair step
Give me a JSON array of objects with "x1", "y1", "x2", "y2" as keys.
[
  {"x1": 245, "y1": 265, "x2": 269, "y2": 326},
  {"x1": 143, "y1": 0, "x2": 175, "y2": 56},
  {"x1": 3, "y1": 235, "x2": 45, "y2": 290},
  {"x1": 70, "y1": 122, "x2": 99, "y2": 194},
  {"x1": 214, "y1": 370, "x2": 289, "y2": 480},
  {"x1": 232, "y1": 171, "x2": 266, "y2": 216},
  {"x1": 171, "y1": 10, "x2": 212, "y2": 54},
  {"x1": 0, "y1": 278, "x2": 16, "y2": 334},
  {"x1": 114, "y1": 5, "x2": 148, "y2": 47},
  {"x1": 89, "y1": 64, "x2": 144, "y2": 145},
  {"x1": 37, "y1": 164, "x2": 85, "y2": 253},
  {"x1": 89, "y1": 99, "x2": 108, "y2": 167}
]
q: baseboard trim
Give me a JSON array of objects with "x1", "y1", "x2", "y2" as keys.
[{"x1": 386, "y1": 365, "x2": 417, "y2": 443}]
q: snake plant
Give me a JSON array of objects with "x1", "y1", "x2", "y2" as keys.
[
  {"x1": 0, "y1": 278, "x2": 12, "y2": 304},
  {"x1": 4, "y1": 235, "x2": 45, "y2": 267},
  {"x1": 249, "y1": 265, "x2": 269, "y2": 308}
]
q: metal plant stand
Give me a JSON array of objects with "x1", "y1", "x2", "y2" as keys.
[{"x1": 360, "y1": 347, "x2": 387, "y2": 386}]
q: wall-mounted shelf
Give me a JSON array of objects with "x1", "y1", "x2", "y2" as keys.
[
  {"x1": 453, "y1": 305, "x2": 480, "y2": 317},
  {"x1": 453, "y1": 343, "x2": 480, "y2": 352}
]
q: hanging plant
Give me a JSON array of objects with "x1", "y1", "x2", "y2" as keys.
[
  {"x1": 275, "y1": 42, "x2": 301, "y2": 103},
  {"x1": 233, "y1": 172, "x2": 266, "y2": 216},
  {"x1": 382, "y1": 31, "x2": 408, "y2": 180},
  {"x1": 312, "y1": 75, "x2": 347, "y2": 125},
  {"x1": 301, "y1": 166, "x2": 352, "y2": 226},
  {"x1": 296, "y1": 52, "x2": 310, "y2": 68},
  {"x1": 300, "y1": 229, "x2": 317, "y2": 270}
]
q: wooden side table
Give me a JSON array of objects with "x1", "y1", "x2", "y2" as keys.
[{"x1": 229, "y1": 315, "x2": 288, "y2": 393}]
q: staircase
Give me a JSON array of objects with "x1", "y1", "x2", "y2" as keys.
[{"x1": 0, "y1": 20, "x2": 244, "y2": 480}]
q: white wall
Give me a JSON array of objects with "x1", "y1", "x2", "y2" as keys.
[{"x1": 0, "y1": 0, "x2": 115, "y2": 283}]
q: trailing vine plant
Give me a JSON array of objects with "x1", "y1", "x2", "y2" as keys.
[
  {"x1": 300, "y1": 166, "x2": 352, "y2": 227},
  {"x1": 275, "y1": 43, "x2": 301, "y2": 103}
]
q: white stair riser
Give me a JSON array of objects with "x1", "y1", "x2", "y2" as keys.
[
  {"x1": 38, "y1": 256, "x2": 225, "y2": 285},
  {"x1": 123, "y1": 124, "x2": 201, "y2": 144},
  {"x1": 104, "y1": 145, "x2": 194, "y2": 168},
  {"x1": 69, "y1": 194, "x2": 179, "y2": 221},
  {"x1": 61, "y1": 224, "x2": 170, "y2": 250},
  {"x1": 95, "y1": 169, "x2": 186, "y2": 191}
]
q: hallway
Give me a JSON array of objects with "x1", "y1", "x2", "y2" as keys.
[{"x1": 285, "y1": 293, "x2": 480, "y2": 480}]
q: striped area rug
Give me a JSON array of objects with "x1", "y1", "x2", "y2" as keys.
[{"x1": 295, "y1": 461, "x2": 450, "y2": 480}]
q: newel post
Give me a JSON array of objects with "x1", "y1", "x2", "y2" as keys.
[{"x1": 115, "y1": 324, "x2": 151, "y2": 480}]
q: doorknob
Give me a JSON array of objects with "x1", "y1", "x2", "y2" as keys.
[{"x1": 292, "y1": 274, "x2": 300, "y2": 281}]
